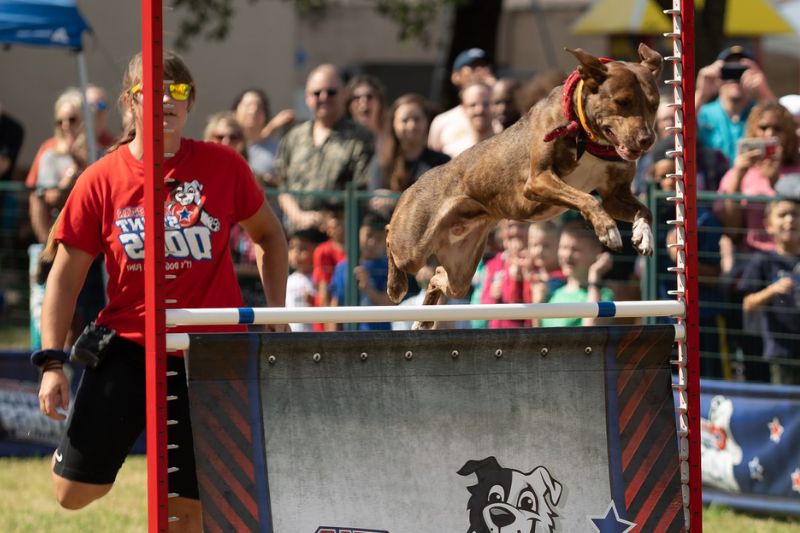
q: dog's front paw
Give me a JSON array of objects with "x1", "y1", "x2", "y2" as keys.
[
  {"x1": 599, "y1": 226, "x2": 623, "y2": 252},
  {"x1": 632, "y1": 217, "x2": 654, "y2": 256}
]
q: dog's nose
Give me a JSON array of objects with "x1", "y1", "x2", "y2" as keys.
[
  {"x1": 489, "y1": 506, "x2": 515, "y2": 528},
  {"x1": 638, "y1": 131, "x2": 655, "y2": 150}
]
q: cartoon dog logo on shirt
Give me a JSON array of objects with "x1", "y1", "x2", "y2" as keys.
[
  {"x1": 167, "y1": 179, "x2": 220, "y2": 232},
  {"x1": 458, "y1": 456, "x2": 563, "y2": 533}
]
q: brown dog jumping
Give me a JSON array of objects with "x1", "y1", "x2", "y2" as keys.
[{"x1": 386, "y1": 44, "x2": 663, "y2": 328}]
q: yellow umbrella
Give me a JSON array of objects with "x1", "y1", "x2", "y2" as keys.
[
  {"x1": 572, "y1": 0, "x2": 672, "y2": 35},
  {"x1": 715, "y1": 0, "x2": 794, "y2": 36},
  {"x1": 573, "y1": 0, "x2": 794, "y2": 36}
]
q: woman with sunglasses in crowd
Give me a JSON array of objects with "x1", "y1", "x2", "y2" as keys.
[
  {"x1": 232, "y1": 87, "x2": 295, "y2": 186},
  {"x1": 28, "y1": 88, "x2": 109, "y2": 351},
  {"x1": 204, "y1": 111, "x2": 268, "y2": 306},
  {"x1": 34, "y1": 52, "x2": 289, "y2": 530},
  {"x1": 346, "y1": 74, "x2": 388, "y2": 153},
  {"x1": 27, "y1": 88, "x2": 88, "y2": 244}
]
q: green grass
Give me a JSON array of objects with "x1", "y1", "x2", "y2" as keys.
[
  {"x1": 0, "y1": 324, "x2": 30, "y2": 349},
  {"x1": 0, "y1": 456, "x2": 147, "y2": 532},
  {"x1": 0, "y1": 457, "x2": 797, "y2": 532}
]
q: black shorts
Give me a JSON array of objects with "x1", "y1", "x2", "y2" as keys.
[{"x1": 53, "y1": 336, "x2": 199, "y2": 499}]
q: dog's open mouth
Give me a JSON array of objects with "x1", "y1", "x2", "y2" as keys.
[
  {"x1": 603, "y1": 127, "x2": 645, "y2": 161},
  {"x1": 616, "y1": 145, "x2": 643, "y2": 161}
]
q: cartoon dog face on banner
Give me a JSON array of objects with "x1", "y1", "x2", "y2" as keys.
[
  {"x1": 458, "y1": 457, "x2": 563, "y2": 533},
  {"x1": 701, "y1": 394, "x2": 742, "y2": 493}
]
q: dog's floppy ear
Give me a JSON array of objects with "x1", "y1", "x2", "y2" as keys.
[
  {"x1": 529, "y1": 466, "x2": 563, "y2": 506},
  {"x1": 566, "y1": 47, "x2": 608, "y2": 92},
  {"x1": 458, "y1": 456, "x2": 502, "y2": 478},
  {"x1": 637, "y1": 42, "x2": 663, "y2": 79}
]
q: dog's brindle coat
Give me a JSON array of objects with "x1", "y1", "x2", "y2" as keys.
[{"x1": 386, "y1": 44, "x2": 663, "y2": 327}]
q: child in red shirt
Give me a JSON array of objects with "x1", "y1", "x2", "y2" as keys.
[{"x1": 312, "y1": 207, "x2": 345, "y2": 330}]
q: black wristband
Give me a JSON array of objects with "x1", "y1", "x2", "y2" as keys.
[
  {"x1": 30, "y1": 349, "x2": 68, "y2": 368},
  {"x1": 588, "y1": 282, "x2": 603, "y2": 290}
]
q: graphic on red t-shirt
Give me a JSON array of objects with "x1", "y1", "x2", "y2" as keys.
[
  {"x1": 56, "y1": 139, "x2": 265, "y2": 346},
  {"x1": 166, "y1": 179, "x2": 220, "y2": 231}
]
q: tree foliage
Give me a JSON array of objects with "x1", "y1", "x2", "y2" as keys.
[{"x1": 171, "y1": 0, "x2": 465, "y2": 51}]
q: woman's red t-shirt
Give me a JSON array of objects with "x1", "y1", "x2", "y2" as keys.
[{"x1": 56, "y1": 139, "x2": 264, "y2": 346}]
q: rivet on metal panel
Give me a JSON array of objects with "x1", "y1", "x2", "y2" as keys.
[
  {"x1": 584, "y1": 346, "x2": 592, "y2": 355},
  {"x1": 360, "y1": 352, "x2": 368, "y2": 361},
  {"x1": 540, "y1": 347, "x2": 549, "y2": 357},
  {"x1": 494, "y1": 349, "x2": 503, "y2": 358},
  {"x1": 451, "y1": 350, "x2": 459, "y2": 358},
  {"x1": 313, "y1": 352, "x2": 322, "y2": 362},
  {"x1": 404, "y1": 350, "x2": 413, "y2": 360},
  {"x1": 267, "y1": 355, "x2": 276, "y2": 365}
]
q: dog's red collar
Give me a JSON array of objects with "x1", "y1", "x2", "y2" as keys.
[{"x1": 543, "y1": 60, "x2": 623, "y2": 162}]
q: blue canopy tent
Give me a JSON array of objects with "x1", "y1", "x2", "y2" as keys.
[{"x1": 0, "y1": 0, "x2": 97, "y2": 161}]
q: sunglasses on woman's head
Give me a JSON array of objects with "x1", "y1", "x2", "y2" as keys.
[
  {"x1": 55, "y1": 116, "x2": 79, "y2": 126},
  {"x1": 130, "y1": 82, "x2": 192, "y2": 101},
  {"x1": 212, "y1": 132, "x2": 243, "y2": 142},
  {"x1": 311, "y1": 88, "x2": 338, "y2": 98},
  {"x1": 352, "y1": 93, "x2": 375, "y2": 102}
]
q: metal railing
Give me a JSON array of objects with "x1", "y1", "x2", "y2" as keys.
[{"x1": 4, "y1": 178, "x2": 799, "y2": 382}]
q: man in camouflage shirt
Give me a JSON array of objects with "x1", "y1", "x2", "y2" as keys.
[{"x1": 276, "y1": 64, "x2": 374, "y2": 231}]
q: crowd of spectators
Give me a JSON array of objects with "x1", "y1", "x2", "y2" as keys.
[{"x1": 2, "y1": 42, "x2": 800, "y2": 385}]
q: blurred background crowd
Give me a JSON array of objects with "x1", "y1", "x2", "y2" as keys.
[{"x1": 2, "y1": 0, "x2": 800, "y2": 386}]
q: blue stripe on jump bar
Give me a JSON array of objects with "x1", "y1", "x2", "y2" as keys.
[
  {"x1": 597, "y1": 301, "x2": 616, "y2": 318},
  {"x1": 238, "y1": 308, "x2": 255, "y2": 324}
]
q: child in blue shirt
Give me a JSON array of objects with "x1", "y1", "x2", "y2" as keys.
[{"x1": 329, "y1": 211, "x2": 392, "y2": 330}]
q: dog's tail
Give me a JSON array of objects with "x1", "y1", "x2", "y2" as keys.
[{"x1": 386, "y1": 229, "x2": 408, "y2": 304}]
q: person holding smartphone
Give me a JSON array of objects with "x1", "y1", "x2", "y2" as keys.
[
  {"x1": 716, "y1": 101, "x2": 800, "y2": 255},
  {"x1": 696, "y1": 45, "x2": 776, "y2": 165}
]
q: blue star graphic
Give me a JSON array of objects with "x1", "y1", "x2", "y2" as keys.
[
  {"x1": 179, "y1": 207, "x2": 191, "y2": 221},
  {"x1": 589, "y1": 501, "x2": 636, "y2": 533}
]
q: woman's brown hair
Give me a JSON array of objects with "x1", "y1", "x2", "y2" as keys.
[
  {"x1": 378, "y1": 93, "x2": 434, "y2": 192},
  {"x1": 745, "y1": 100, "x2": 799, "y2": 166}
]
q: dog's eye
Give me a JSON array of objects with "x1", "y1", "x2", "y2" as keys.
[
  {"x1": 615, "y1": 97, "x2": 631, "y2": 108},
  {"x1": 518, "y1": 490, "x2": 536, "y2": 512},
  {"x1": 488, "y1": 485, "x2": 505, "y2": 503}
]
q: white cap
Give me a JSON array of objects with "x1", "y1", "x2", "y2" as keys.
[{"x1": 779, "y1": 94, "x2": 800, "y2": 118}]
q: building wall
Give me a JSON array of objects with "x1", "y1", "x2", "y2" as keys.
[{"x1": 0, "y1": 1, "x2": 297, "y2": 167}]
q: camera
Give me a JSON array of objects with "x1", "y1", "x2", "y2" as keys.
[
  {"x1": 70, "y1": 322, "x2": 116, "y2": 368},
  {"x1": 720, "y1": 62, "x2": 748, "y2": 82}
]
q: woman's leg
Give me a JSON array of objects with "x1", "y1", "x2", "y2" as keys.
[
  {"x1": 51, "y1": 338, "x2": 147, "y2": 509},
  {"x1": 51, "y1": 467, "x2": 112, "y2": 510}
]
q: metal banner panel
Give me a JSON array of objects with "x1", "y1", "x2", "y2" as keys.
[{"x1": 186, "y1": 325, "x2": 683, "y2": 532}]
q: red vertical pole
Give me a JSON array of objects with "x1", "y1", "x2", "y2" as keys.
[
  {"x1": 679, "y1": 0, "x2": 702, "y2": 530},
  {"x1": 142, "y1": 1, "x2": 167, "y2": 531}
]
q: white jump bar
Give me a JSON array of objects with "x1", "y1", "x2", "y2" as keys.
[
  {"x1": 165, "y1": 301, "x2": 686, "y2": 351},
  {"x1": 167, "y1": 301, "x2": 684, "y2": 326}
]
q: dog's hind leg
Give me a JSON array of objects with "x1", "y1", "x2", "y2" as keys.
[
  {"x1": 386, "y1": 243, "x2": 409, "y2": 304},
  {"x1": 413, "y1": 267, "x2": 449, "y2": 330},
  {"x1": 413, "y1": 218, "x2": 495, "y2": 330}
]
